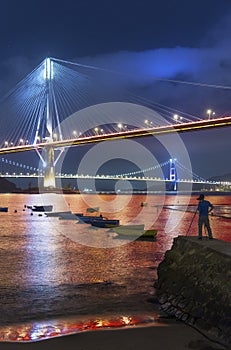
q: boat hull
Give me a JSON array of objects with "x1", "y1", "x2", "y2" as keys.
[
  {"x1": 45, "y1": 211, "x2": 72, "y2": 217},
  {"x1": 86, "y1": 207, "x2": 100, "y2": 213},
  {"x1": 113, "y1": 225, "x2": 157, "y2": 238},
  {"x1": 31, "y1": 205, "x2": 53, "y2": 212},
  {"x1": 0, "y1": 207, "x2": 8, "y2": 212},
  {"x1": 91, "y1": 219, "x2": 120, "y2": 228},
  {"x1": 76, "y1": 215, "x2": 105, "y2": 224},
  {"x1": 59, "y1": 213, "x2": 81, "y2": 220}
]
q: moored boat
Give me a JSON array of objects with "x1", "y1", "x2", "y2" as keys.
[
  {"x1": 113, "y1": 224, "x2": 157, "y2": 238},
  {"x1": 59, "y1": 213, "x2": 83, "y2": 220},
  {"x1": 0, "y1": 207, "x2": 8, "y2": 212},
  {"x1": 31, "y1": 205, "x2": 53, "y2": 212},
  {"x1": 86, "y1": 207, "x2": 100, "y2": 213},
  {"x1": 45, "y1": 211, "x2": 72, "y2": 217},
  {"x1": 90, "y1": 219, "x2": 120, "y2": 228},
  {"x1": 76, "y1": 215, "x2": 106, "y2": 224}
]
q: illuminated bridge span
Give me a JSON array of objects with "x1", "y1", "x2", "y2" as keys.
[
  {"x1": 0, "y1": 57, "x2": 230, "y2": 188},
  {"x1": 1, "y1": 158, "x2": 231, "y2": 189},
  {"x1": 0, "y1": 116, "x2": 230, "y2": 155}
]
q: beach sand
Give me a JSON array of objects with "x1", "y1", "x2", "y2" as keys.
[{"x1": 0, "y1": 322, "x2": 226, "y2": 350}]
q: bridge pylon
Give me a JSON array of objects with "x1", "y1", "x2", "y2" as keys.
[
  {"x1": 169, "y1": 158, "x2": 177, "y2": 191},
  {"x1": 43, "y1": 145, "x2": 56, "y2": 188},
  {"x1": 35, "y1": 57, "x2": 63, "y2": 189}
]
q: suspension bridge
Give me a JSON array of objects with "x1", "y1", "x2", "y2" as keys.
[
  {"x1": 1, "y1": 156, "x2": 230, "y2": 193},
  {"x1": 0, "y1": 57, "x2": 230, "y2": 190}
]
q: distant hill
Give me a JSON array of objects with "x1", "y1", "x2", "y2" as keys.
[
  {"x1": 209, "y1": 173, "x2": 231, "y2": 182},
  {"x1": 0, "y1": 178, "x2": 18, "y2": 193}
]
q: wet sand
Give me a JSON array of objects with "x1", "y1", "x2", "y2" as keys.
[{"x1": 0, "y1": 323, "x2": 226, "y2": 350}]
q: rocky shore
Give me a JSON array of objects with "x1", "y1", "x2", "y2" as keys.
[{"x1": 156, "y1": 236, "x2": 231, "y2": 348}]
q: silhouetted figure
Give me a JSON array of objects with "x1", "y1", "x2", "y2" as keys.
[{"x1": 197, "y1": 194, "x2": 213, "y2": 239}]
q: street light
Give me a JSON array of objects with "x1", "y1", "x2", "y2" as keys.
[
  {"x1": 117, "y1": 123, "x2": 123, "y2": 131},
  {"x1": 206, "y1": 109, "x2": 215, "y2": 119},
  {"x1": 173, "y1": 114, "x2": 183, "y2": 123},
  {"x1": 206, "y1": 109, "x2": 212, "y2": 119},
  {"x1": 144, "y1": 119, "x2": 153, "y2": 127}
]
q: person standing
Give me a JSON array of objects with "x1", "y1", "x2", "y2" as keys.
[{"x1": 197, "y1": 194, "x2": 214, "y2": 239}]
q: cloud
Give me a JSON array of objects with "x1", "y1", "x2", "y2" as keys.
[
  {"x1": 76, "y1": 40, "x2": 230, "y2": 112},
  {"x1": 1, "y1": 14, "x2": 231, "y2": 118},
  {"x1": 72, "y1": 14, "x2": 231, "y2": 116}
]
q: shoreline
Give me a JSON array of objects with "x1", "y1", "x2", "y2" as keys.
[
  {"x1": 0, "y1": 322, "x2": 226, "y2": 350},
  {"x1": 0, "y1": 310, "x2": 227, "y2": 349}
]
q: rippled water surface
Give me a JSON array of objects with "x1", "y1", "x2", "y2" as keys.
[{"x1": 0, "y1": 193, "x2": 230, "y2": 334}]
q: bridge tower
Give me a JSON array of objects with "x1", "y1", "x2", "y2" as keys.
[
  {"x1": 35, "y1": 58, "x2": 63, "y2": 189},
  {"x1": 169, "y1": 158, "x2": 177, "y2": 191}
]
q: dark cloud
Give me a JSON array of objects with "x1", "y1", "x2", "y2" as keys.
[
  {"x1": 74, "y1": 14, "x2": 231, "y2": 116},
  {"x1": 1, "y1": 8, "x2": 231, "y2": 115},
  {"x1": 0, "y1": 1, "x2": 231, "y2": 179}
]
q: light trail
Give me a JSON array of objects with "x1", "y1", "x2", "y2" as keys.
[{"x1": 0, "y1": 116, "x2": 230, "y2": 155}]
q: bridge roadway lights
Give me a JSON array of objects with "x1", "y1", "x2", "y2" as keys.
[{"x1": 0, "y1": 117, "x2": 231, "y2": 156}]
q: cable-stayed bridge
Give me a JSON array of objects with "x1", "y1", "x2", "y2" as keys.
[{"x1": 0, "y1": 57, "x2": 230, "y2": 189}]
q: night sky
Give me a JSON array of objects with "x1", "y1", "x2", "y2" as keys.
[{"x1": 0, "y1": 0, "x2": 231, "y2": 181}]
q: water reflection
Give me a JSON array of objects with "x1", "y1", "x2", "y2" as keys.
[
  {"x1": 0, "y1": 314, "x2": 164, "y2": 342},
  {"x1": 0, "y1": 193, "x2": 230, "y2": 341}
]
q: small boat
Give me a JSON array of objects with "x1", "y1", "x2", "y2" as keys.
[
  {"x1": 59, "y1": 213, "x2": 83, "y2": 220},
  {"x1": 76, "y1": 215, "x2": 106, "y2": 224},
  {"x1": 45, "y1": 211, "x2": 72, "y2": 217},
  {"x1": 91, "y1": 219, "x2": 120, "y2": 228},
  {"x1": 86, "y1": 207, "x2": 100, "y2": 213},
  {"x1": 0, "y1": 207, "x2": 8, "y2": 212},
  {"x1": 31, "y1": 205, "x2": 53, "y2": 212},
  {"x1": 113, "y1": 224, "x2": 157, "y2": 238}
]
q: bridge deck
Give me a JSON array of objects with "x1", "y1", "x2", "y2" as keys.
[{"x1": 0, "y1": 116, "x2": 230, "y2": 155}]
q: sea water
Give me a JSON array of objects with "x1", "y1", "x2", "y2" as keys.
[{"x1": 0, "y1": 193, "x2": 230, "y2": 341}]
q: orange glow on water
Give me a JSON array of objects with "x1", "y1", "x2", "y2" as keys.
[{"x1": 0, "y1": 315, "x2": 161, "y2": 342}]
